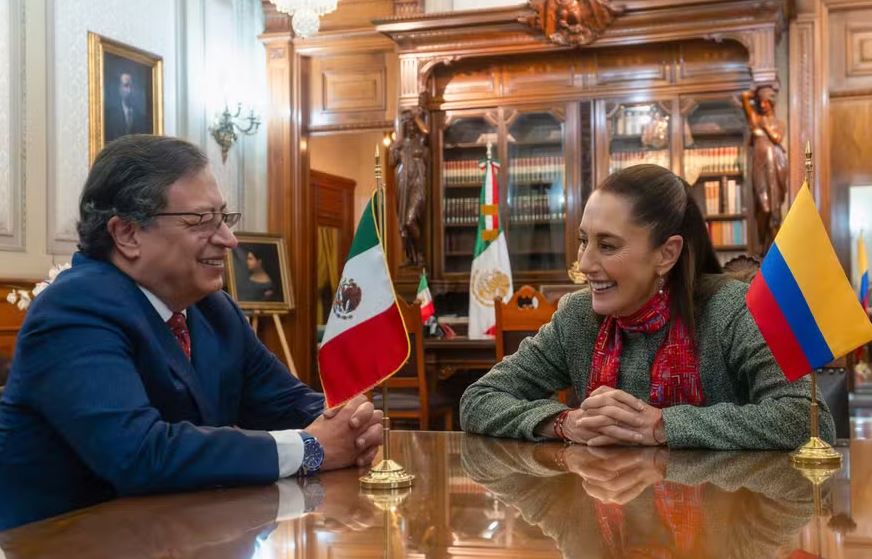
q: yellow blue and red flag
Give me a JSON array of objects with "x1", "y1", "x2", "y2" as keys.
[
  {"x1": 858, "y1": 234, "x2": 869, "y2": 311},
  {"x1": 746, "y1": 183, "x2": 872, "y2": 381}
]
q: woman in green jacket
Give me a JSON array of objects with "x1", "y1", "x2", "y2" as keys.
[{"x1": 460, "y1": 164, "x2": 834, "y2": 449}]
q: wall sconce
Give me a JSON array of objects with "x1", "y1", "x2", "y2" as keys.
[{"x1": 209, "y1": 103, "x2": 261, "y2": 163}]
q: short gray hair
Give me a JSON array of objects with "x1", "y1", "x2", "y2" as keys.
[{"x1": 77, "y1": 135, "x2": 209, "y2": 260}]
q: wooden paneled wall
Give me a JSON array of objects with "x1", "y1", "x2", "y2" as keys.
[
  {"x1": 308, "y1": 49, "x2": 397, "y2": 134},
  {"x1": 827, "y1": 3, "x2": 872, "y2": 271},
  {"x1": 791, "y1": 1, "x2": 872, "y2": 272}
]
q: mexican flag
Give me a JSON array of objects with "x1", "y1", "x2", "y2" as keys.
[
  {"x1": 416, "y1": 272, "x2": 435, "y2": 323},
  {"x1": 468, "y1": 154, "x2": 513, "y2": 339},
  {"x1": 318, "y1": 193, "x2": 410, "y2": 407}
]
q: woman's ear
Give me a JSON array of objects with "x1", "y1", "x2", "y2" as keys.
[
  {"x1": 656, "y1": 234, "x2": 684, "y2": 276},
  {"x1": 106, "y1": 216, "x2": 141, "y2": 260}
]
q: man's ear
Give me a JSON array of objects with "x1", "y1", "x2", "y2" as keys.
[
  {"x1": 106, "y1": 216, "x2": 141, "y2": 260},
  {"x1": 656, "y1": 234, "x2": 684, "y2": 277}
]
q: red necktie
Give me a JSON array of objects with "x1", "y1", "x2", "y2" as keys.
[{"x1": 167, "y1": 312, "x2": 191, "y2": 359}]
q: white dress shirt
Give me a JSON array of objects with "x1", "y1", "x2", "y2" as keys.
[{"x1": 138, "y1": 286, "x2": 304, "y2": 477}]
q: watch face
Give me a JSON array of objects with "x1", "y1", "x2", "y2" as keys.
[{"x1": 302, "y1": 437, "x2": 324, "y2": 475}]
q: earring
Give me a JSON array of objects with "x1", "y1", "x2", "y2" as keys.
[{"x1": 657, "y1": 276, "x2": 665, "y2": 294}]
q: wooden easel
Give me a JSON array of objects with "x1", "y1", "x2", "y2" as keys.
[{"x1": 248, "y1": 310, "x2": 299, "y2": 378}]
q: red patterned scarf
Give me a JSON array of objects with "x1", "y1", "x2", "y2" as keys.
[
  {"x1": 586, "y1": 289, "x2": 704, "y2": 407},
  {"x1": 595, "y1": 482, "x2": 704, "y2": 558}
]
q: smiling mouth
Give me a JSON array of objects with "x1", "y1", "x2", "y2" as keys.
[
  {"x1": 199, "y1": 258, "x2": 224, "y2": 267},
  {"x1": 589, "y1": 280, "x2": 616, "y2": 293}
]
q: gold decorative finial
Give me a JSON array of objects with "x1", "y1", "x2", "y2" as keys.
[
  {"x1": 374, "y1": 144, "x2": 383, "y2": 184},
  {"x1": 486, "y1": 141, "x2": 493, "y2": 160}
]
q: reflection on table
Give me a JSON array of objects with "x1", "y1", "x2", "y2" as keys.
[{"x1": 1, "y1": 431, "x2": 869, "y2": 558}]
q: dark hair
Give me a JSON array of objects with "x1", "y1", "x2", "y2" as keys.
[
  {"x1": 77, "y1": 135, "x2": 209, "y2": 260},
  {"x1": 246, "y1": 245, "x2": 269, "y2": 263},
  {"x1": 597, "y1": 164, "x2": 722, "y2": 333}
]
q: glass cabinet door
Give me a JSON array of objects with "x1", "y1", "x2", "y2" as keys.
[
  {"x1": 505, "y1": 110, "x2": 566, "y2": 273},
  {"x1": 441, "y1": 113, "x2": 498, "y2": 274},
  {"x1": 682, "y1": 95, "x2": 748, "y2": 256},
  {"x1": 606, "y1": 101, "x2": 671, "y2": 173}
]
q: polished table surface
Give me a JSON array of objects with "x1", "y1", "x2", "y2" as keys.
[{"x1": 2, "y1": 431, "x2": 871, "y2": 558}]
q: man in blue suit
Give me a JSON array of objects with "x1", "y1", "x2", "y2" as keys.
[{"x1": 0, "y1": 135, "x2": 383, "y2": 529}]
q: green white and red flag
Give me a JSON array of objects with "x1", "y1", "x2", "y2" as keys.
[
  {"x1": 468, "y1": 152, "x2": 513, "y2": 339},
  {"x1": 416, "y1": 272, "x2": 435, "y2": 323},
  {"x1": 318, "y1": 193, "x2": 410, "y2": 407}
]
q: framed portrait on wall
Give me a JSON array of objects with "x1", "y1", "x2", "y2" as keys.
[
  {"x1": 87, "y1": 32, "x2": 163, "y2": 163},
  {"x1": 225, "y1": 233, "x2": 294, "y2": 313}
]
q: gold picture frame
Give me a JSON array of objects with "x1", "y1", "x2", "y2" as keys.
[
  {"x1": 225, "y1": 233, "x2": 295, "y2": 313},
  {"x1": 88, "y1": 32, "x2": 163, "y2": 164}
]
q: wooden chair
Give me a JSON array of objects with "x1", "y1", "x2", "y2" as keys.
[
  {"x1": 494, "y1": 285, "x2": 576, "y2": 404},
  {"x1": 372, "y1": 298, "x2": 453, "y2": 430},
  {"x1": 494, "y1": 285, "x2": 557, "y2": 361},
  {"x1": 816, "y1": 367, "x2": 850, "y2": 440}
]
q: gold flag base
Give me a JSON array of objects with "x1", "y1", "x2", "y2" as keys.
[
  {"x1": 360, "y1": 416, "x2": 415, "y2": 490},
  {"x1": 360, "y1": 458, "x2": 415, "y2": 489},
  {"x1": 791, "y1": 436, "x2": 843, "y2": 468}
]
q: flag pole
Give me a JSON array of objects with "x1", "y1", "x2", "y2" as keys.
[
  {"x1": 373, "y1": 143, "x2": 391, "y2": 421},
  {"x1": 791, "y1": 141, "x2": 843, "y2": 471},
  {"x1": 361, "y1": 143, "x2": 414, "y2": 490}
]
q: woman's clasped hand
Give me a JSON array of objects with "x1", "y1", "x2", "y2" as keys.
[{"x1": 560, "y1": 386, "x2": 666, "y2": 446}]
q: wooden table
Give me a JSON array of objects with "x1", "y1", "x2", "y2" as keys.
[
  {"x1": 2, "y1": 431, "x2": 871, "y2": 558},
  {"x1": 423, "y1": 337, "x2": 495, "y2": 381}
]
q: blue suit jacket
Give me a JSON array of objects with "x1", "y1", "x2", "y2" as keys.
[{"x1": 0, "y1": 253, "x2": 324, "y2": 529}]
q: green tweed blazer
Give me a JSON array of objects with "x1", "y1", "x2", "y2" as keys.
[{"x1": 459, "y1": 276, "x2": 836, "y2": 449}]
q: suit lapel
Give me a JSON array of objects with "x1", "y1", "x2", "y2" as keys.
[
  {"x1": 186, "y1": 306, "x2": 222, "y2": 425},
  {"x1": 138, "y1": 294, "x2": 218, "y2": 425}
]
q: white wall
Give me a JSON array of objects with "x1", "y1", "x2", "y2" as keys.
[{"x1": 0, "y1": 0, "x2": 268, "y2": 279}]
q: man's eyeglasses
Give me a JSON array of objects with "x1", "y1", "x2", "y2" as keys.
[{"x1": 150, "y1": 211, "x2": 242, "y2": 230}]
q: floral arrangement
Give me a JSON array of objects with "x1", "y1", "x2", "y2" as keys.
[{"x1": 5, "y1": 263, "x2": 71, "y2": 311}]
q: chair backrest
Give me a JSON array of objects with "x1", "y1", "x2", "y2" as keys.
[
  {"x1": 494, "y1": 285, "x2": 558, "y2": 360},
  {"x1": 722, "y1": 254, "x2": 761, "y2": 283},
  {"x1": 815, "y1": 367, "x2": 849, "y2": 440},
  {"x1": 384, "y1": 298, "x2": 429, "y2": 403}
]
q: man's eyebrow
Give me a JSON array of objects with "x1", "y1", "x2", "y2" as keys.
[{"x1": 188, "y1": 203, "x2": 228, "y2": 212}]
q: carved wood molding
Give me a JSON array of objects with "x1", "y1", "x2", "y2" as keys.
[
  {"x1": 377, "y1": 0, "x2": 786, "y2": 108},
  {"x1": 308, "y1": 120, "x2": 395, "y2": 134},
  {"x1": 520, "y1": 0, "x2": 625, "y2": 47}
]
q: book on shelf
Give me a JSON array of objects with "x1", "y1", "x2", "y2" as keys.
[
  {"x1": 508, "y1": 156, "x2": 564, "y2": 183},
  {"x1": 609, "y1": 150, "x2": 670, "y2": 174},
  {"x1": 685, "y1": 146, "x2": 742, "y2": 175},
  {"x1": 444, "y1": 156, "x2": 565, "y2": 186},
  {"x1": 702, "y1": 177, "x2": 742, "y2": 216},
  {"x1": 615, "y1": 106, "x2": 658, "y2": 137},
  {"x1": 707, "y1": 219, "x2": 746, "y2": 247},
  {"x1": 443, "y1": 197, "x2": 479, "y2": 225},
  {"x1": 508, "y1": 193, "x2": 566, "y2": 224}
]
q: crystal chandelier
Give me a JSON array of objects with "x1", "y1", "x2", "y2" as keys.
[{"x1": 269, "y1": 0, "x2": 338, "y2": 38}]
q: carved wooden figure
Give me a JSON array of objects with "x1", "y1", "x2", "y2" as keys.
[
  {"x1": 390, "y1": 108, "x2": 430, "y2": 267},
  {"x1": 523, "y1": 0, "x2": 624, "y2": 46},
  {"x1": 742, "y1": 83, "x2": 788, "y2": 255}
]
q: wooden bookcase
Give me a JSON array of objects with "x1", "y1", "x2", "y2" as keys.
[{"x1": 374, "y1": 1, "x2": 785, "y2": 316}]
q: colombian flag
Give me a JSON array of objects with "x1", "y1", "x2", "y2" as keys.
[
  {"x1": 858, "y1": 235, "x2": 869, "y2": 311},
  {"x1": 746, "y1": 183, "x2": 872, "y2": 381}
]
